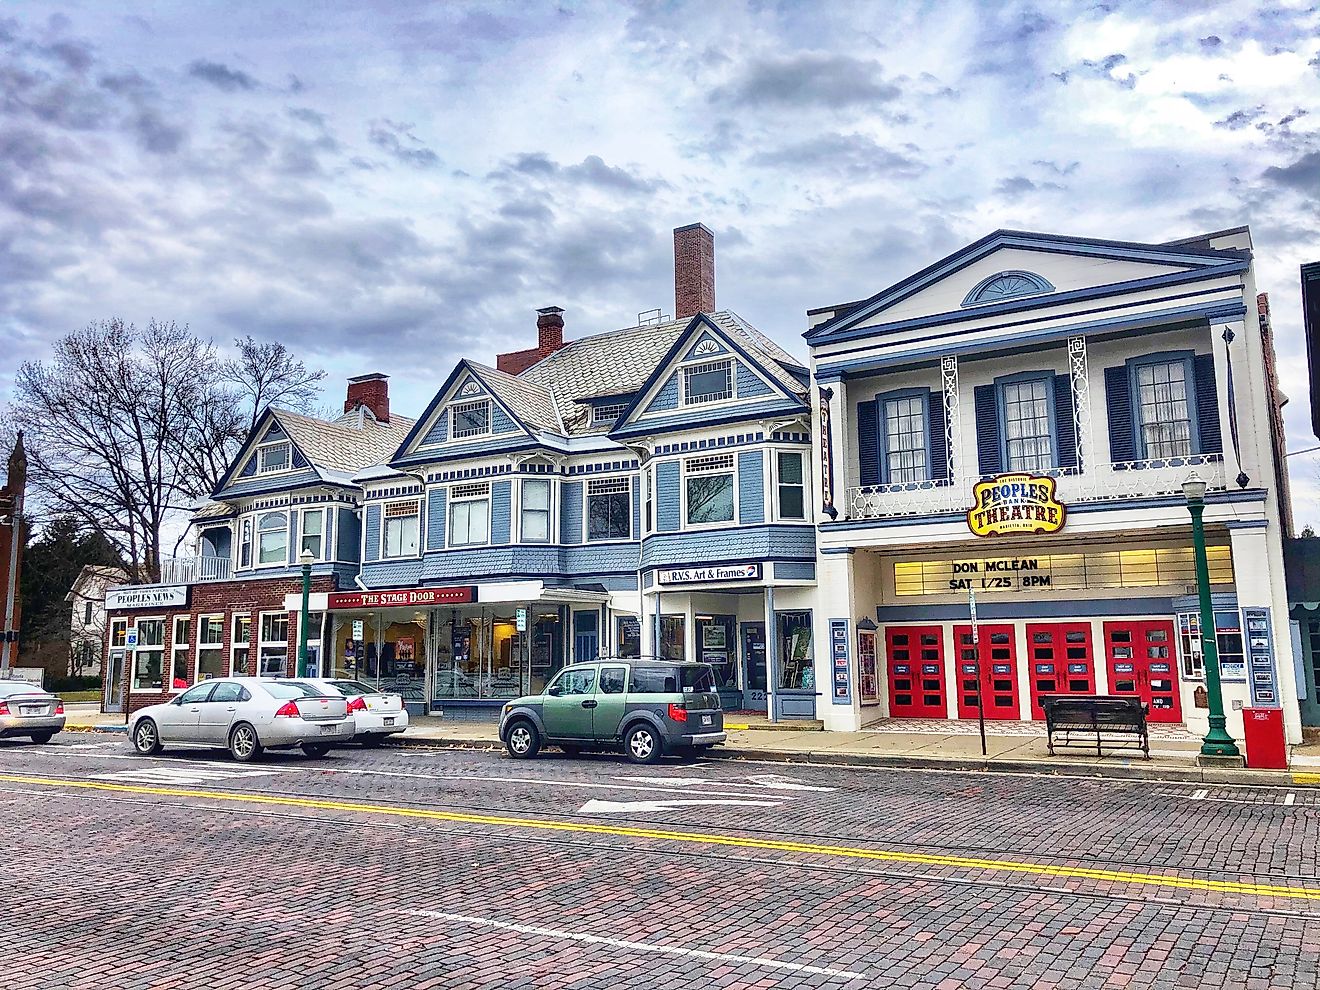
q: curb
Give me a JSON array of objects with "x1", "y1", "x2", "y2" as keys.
[{"x1": 388, "y1": 734, "x2": 1313, "y2": 787}]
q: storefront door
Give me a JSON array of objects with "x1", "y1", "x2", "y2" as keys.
[
  {"x1": 1025, "y1": 622, "x2": 1096, "y2": 719},
  {"x1": 954, "y1": 624, "x2": 1021, "y2": 720},
  {"x1": 742, "y1": 622, "x2": 767, "y2": 708},
  {"x1": 1103, "y1": 620, "x2": 1181, "y2": 723},
  {"x1": 884, "y1": 625, "x2": 946, "y2": 719},
  {"x1": 104, "y1": 649, "x2": 125, "y2": 714},
  {"x1": 572, "y1": 611, "x2": 598, "y2": 663}
]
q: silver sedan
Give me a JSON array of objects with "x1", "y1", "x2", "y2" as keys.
[
  {"x1": 128, "y1": 677, "x2": 353, "y2": 761},
  {"x1": 0, "y1": 681, "x2": 65, "y2": 744}
]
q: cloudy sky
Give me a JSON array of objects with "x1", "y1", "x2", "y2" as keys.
[{"x1": 3, "y1": 1, "x2": 1319, "y2": 520}]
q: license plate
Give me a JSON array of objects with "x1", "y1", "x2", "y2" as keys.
[
  {"x1": 383, "y1": 717, "x2": 395, "y2": 726},
  {"x1": 319, "y1": 724, "x2": 337, "y2": 734},
  {"x1": 20, "y1": 706, "x2": 41, "y2": 716},
  {"x1": 701, "y1": 715, "x2": 713, "y2": 726}
]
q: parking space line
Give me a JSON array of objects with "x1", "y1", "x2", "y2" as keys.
[
  {"x1": 4, "y1": 771, "x2": 1318, "y2": 901},
  {"x1": 405, "y1": 909, "x2": 866, "y2": 979}
]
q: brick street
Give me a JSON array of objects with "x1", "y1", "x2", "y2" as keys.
[{"x1": 2, "y1": 737, "x2": 1316, "y2": 990}]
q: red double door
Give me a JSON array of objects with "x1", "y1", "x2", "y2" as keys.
[
  {"x1": 885, "y1": 626, "x2": 947, "y2": 718},
  {"x1": 1025, "y1": 622, "x2": 1097, "y2": 719},
  {"x1": 1102, "y1": 620, "x2": 1182, "y2": 723},
  {"x1": 953, "y1": 624, "x2": 1020, "y2": 720}
]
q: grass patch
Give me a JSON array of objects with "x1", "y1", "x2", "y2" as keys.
[{"x1": 58, "y1": 690, "x2": 101, "y2": 704}]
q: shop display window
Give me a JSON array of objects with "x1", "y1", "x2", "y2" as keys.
[
  {"x1": 616, "y1": 616, "x2": 641, "y2": 658},
  {"x1": 695, "y1": 614, "x2": 736, "y2": 689},
  {"x1": 777, "y1": 611, "x2": 814, "y2": 690},
  {"x1": 259, "y1": 611, "x2": 288, "y2": 677},
  {"x1": 170, "y1": 616, "x2": 191, "y2": 690},
  {"x1": 196, "y1": 614, "x2": 225, "y2": 681},
  {"x1": 230, "y1": 614, "x2": 251, "y2": 677},
  {"x1": 659, "y1": 615, "x2": 686, "y2": 661},
  {"x1": 131, "y1": 618, "x2": 165, "y2": 692},
  {"x1": 1178, "y1": 610, "x2": 1245, "y2": 680}
]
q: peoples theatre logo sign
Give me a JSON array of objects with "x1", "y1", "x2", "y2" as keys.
[{"x1": 967, "y1": 473, "x2": 1066, "y2": 537}]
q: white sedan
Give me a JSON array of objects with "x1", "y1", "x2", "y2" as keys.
[
  {"x1": 128, "y1": 678, "x2": 354, "y2": 761},
  {"x1": 309, "y1": 679, "x2": 409, "y2": 746}
]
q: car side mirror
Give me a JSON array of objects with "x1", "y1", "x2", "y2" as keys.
[{"x1": 547, "y1": 685, "x2": 562, "y2": 697}]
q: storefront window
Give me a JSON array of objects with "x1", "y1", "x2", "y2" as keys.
[
  {"x1": 777, "y1": 611, "x2": 814, "y2": 690},
  {"x1": 1178, "y1": 610, "x2": 1245, "y2": 680},
  {"x1": 659, "y1": 615, "x2": 686, "y2": 661},
  {"x1": 196, "y1": 614, "x2": 225, "y2": 681},
  {"x1": 616, "y1": 616, "x2": 641, "y2": 658},
  {"x1": 230, "y1": 614, "x2": 251, "y2": 677},
  {"x1": 259, "y1": 611, "x2": 288, "y2": 677},
  {"x1": 530, "y1": 610, "x2": 563, "y2": 694},
  {"x1": 132, "y1": 619, "x2": 165, "y2": 691},
  {"x1": 696, "y1": 614, "x2": 736, "y2": 689},
  {"x1": 170, "y1": 616, "x2": 191, "y2": 690}
]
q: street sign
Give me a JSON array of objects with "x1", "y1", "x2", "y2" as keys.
[
  {"x1": 126, "y1": 628, "x2": 138, "y2": 647},
  {"x1": 352, "y1": 619, "x2": 364, "y2": 640},
  {"x1": 515, "y1": 607, "x2": 527, "y2": 632}
]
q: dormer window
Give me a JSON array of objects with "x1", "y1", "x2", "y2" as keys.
[
  {"x1": 451, "y1": 399, "x2": 491, "y2": 439},
  {"x1": 256, "y1": 441, "x2": 291, "y2": 474},
  {"x1": 592, "y1": 402, "x2": 628, "y2": 425},
  {"x1": 683, "y1": 359, "x2": 734, "y2": 406}
]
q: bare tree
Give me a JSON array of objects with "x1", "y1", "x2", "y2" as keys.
[{"x1": 221, "y1": 336, "x2": 326, "y2": 432}]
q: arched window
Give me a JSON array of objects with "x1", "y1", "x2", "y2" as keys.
[
  {"x1": 961, "y1": 270, "x2": 1054, "y2": 307},
  {"x1": 257, "y1": 511, "x2": 288, "y2": 566}
]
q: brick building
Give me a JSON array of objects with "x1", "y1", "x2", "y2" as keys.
[{"x1": 0, "y1": 433, "x2": 26, "y2": 672}]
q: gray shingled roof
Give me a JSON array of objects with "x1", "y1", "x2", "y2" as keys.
[
  {"x1": 272, "y1": 407, "x2": 416, "y2": 476},
  {"x1": 466, "y1": 362, "x2": 563, "y2": 433},
  {"x1": 517, "y1": 310, "x2": 806, "y2": 432}
]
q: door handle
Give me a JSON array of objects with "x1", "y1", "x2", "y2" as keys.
[
  {"x1": 226, "y1": 707, "x2": 237, "y2": 712},
  {"x1": 581, "y1": 700, "x2": 598, "y2": 709}
]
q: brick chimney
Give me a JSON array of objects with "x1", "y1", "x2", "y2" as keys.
[
  {"x1": 497, "y1": 306, "x2": 569, "y2": 375},
  {"x1": 674, "y1": 222, "x2": 715, "y2": 320},
  {"x1": 345, "y1": 373, "x2": 390, "y2": 423}
]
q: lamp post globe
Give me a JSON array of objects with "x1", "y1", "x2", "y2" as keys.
[
  {"x1": 1183, "y1": 472, "x2": 1240, "y2": 758},
  {"x1": 297, "y1": 549, "x2": 315, "y2": 678}
]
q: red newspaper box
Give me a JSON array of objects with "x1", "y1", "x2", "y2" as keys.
[{"x1": 1242, "y1": 707, "x2": 1287, "y2": 770}]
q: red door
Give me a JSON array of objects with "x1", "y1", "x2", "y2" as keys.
[
  {"x1": 1025, "y1": 622, "x2": 1097, "y2": 719},
  {"x1": 953, "y1": 624, "x2": 1021, "y2": 720},
  {"x1": 885, "y1": 626, "x2": 946, "y2": 718},
  {"x1": 1102, "y1": 620, "x2": 1182, "y2": 723}
]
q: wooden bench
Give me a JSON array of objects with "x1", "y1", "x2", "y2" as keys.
[{"x1": 1042, "y1": 696, "x2": 1149, "y2": 759}]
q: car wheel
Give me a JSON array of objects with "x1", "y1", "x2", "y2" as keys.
[
  {"x1": 229, "y1": 723, "x2": 264, "y2": 763},
  {"x1": 505, "y1": 720, "x2": 540, "y2": 759},
  {"x1": 301, "y1": 742, "x2": 332, "y2": 758},
  {"x1": 29, "y1": 731, "x2": 54, "y2": 745},
  {"x1": 132, "y1": 718, "x2": 162, "y2": 756},
  {"x1": 624, "y1": 723, "x2": 663, "y2": 765}
]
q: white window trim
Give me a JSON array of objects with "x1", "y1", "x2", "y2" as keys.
[
  {"x1": 195, "y1": 613, "x2": 225, "y2": 683},
  {"x1": 448, "y1": 484, "x2": 491, "y2": 549},
  {"x1": 255, "y1": 439, "x2": 294, "y2": 475},
  {"x1": 771, "y1": 447, "x2": 810, "y2": 523},
  {"x1": 299, "y1": 507, "x2": 326, "y2": 562},
  {"x1": 230, "y1": 613, "x2": 251, "y2": 678},
  {"x1": 128, "y1": 618, "x2": 167, "y2": 695},
  {"x1": 680, "y1": 357, "x2": 737, "y2": 408},
  {"x1": 517, "y1": 478, "x2": 554, "y2": 545},
  {"x1": 258, "y1": 610, "x2": 290, "y2": 678},
  {"x1": 254, "y1": 510, "x2": 290, "y2": 570},
  {"x1": 109, "y1": 617, "x2": 128, "y2": 650},
  {"x1": 681, "y1": 454, "x2": 738, "y2": 531},
  {"x1": 644, "y1": 467, "x2": 654, "y2": 536},
  {"x1": 169, "y1": 615, "x2": 191, "y2": 693},
  {"x1": 380, "y1": 499, "x2": 423, "y2": 559},
  {"x1": 450, "y1": 398, "x2": 493, "y2": 441},
  {"x1": 584, "y1": 475, "x2": 634, "y2": 544}
]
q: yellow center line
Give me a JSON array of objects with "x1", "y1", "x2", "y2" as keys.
[{"x1": 8, "y1": 771, "x2": 1318, "y2": 901}]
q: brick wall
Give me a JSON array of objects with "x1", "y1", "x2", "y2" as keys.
[{"x1": 109, "y1": 575, "x2": 338, "y2": 717}]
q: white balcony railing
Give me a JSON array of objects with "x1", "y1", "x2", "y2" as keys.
[
  {"x1": 845, "y1": 455, "x2": 1226, "y2": 521},
  {"x1": 157, "y1": 555, "x2": 233, "y2": 584}
]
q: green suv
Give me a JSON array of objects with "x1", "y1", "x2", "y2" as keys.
[{"x1": 498, "y1": 658, "x2": 726, "y2": 764}]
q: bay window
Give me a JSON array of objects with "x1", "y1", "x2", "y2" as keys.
[
  {"x1": 587, "y1": 478, "x2": 630, "y2": 541},
  {"x1": 238, "y1": 517, "x2": 252, "y2": 569},
  {"x1": 685, "y1": 454, "x2": 735, "y2": 526},
  {"x1": 383, "y1": 499, "x2": 422, "y2": 557},
  {"x1": 448, "y1": 485, "x2": 489, "y2": 547}
]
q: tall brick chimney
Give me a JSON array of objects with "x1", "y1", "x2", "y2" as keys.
[
  {"x1": 497, "y1": 307, "x2": 569, "y2": 375},
  {"x1": 345, "y1": 373, "x2": 390, "y2": 423},
  {"x1": 674, "y1": 222, "x2": 715, "y2": 320}
]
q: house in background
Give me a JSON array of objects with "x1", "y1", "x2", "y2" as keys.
[{"x1": 65, "y1": 564, "x2": 128, "y2": 678}]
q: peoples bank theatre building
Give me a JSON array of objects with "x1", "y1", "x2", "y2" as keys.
[{"x1": 807, "y1": 227, "x2": 1303, "y2": 744}]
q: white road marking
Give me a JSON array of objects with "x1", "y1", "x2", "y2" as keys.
[
  {"x1": 405, "y1": 910, "x2": 866, "y2": 979},
  {"x1": 617, "y1": 772, "x2": 837, "y2": 792},
  {"x1": 92, "y1": 767, "x2": 286, "y2": 785},
  {"x1": 1190, "y1": 789, "x2": 1208, "y2": 801},
  {"x1": 326, "y1": 767, "x2": 802, "y2": 799},
  {"x1": 1284, "y1": 792, "x2": 1297, "y2": 806},
  {"x1": 579, "y1": 797, "x2": 782, "y2": 814}
]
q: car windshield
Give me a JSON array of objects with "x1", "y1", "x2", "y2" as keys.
[
  {"x1": 0, "y1": 681, "x2": 42, "y2": 698},
  {"x1": 327, "y1": 680, "x2": 379, "y2": 697},
  {"x1": 680, "y1": 665, "x2": 716, "y2": 693},
  {"x1": 261, "y1": 681, "x2": 329, "y2": 700}
]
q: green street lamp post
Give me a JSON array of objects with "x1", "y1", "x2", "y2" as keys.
[
  {"x1": 1182, "y1": 473, "x2": 1240, "y2": 759},
  {"x1": 296, "y1": 549, "x2": 314, "y2": 678}
]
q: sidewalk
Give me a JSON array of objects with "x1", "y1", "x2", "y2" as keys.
[{"x1": 65, "y1": 709, "x2": 1320, "y2": 787}]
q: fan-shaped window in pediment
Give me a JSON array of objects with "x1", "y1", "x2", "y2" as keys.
[{"x1": 961, "y1": 271, "x2": 1055, "y2": 307}]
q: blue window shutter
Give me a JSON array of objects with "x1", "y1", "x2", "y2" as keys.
[
  {"x1": 974, "y1": 385, "x2": 1002, "y2": 475},
  {"x1": 1193, "y1": 354, "x2": 1222, "y2": 454},
  {"x1": 857, "y1": 400, "x2": 879, "y2": 486},
  {"x1": 927, "y1": 391, "x2": 948, "y2": 481},
  {"x1": 1104, "y1": 366, "x2": 1135, "y2": 463},
  {"x1": 1053, "y1": 374, "x2": 1078, "y2": 469}
]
